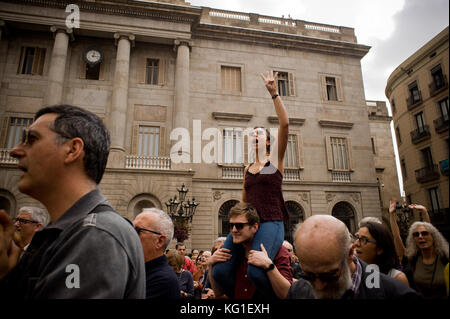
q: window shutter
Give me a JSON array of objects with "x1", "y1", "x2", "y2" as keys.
[
  {"x1": 243, "y1": 132, "x2": 249, "y2": 165},
  {"x1": 17, "y1": 47, "x2": 25, "y2": 74},
  {"x1": 31, "y1": 48, "x2": 45, "y2": 75},
  {"x1": 0, "y1": 117, "x2": 9, "y2": 148},
  {"x1": 288, "y1": 72, "x2": 295, "y2": 96},
  {"x1": 138, "y1": 57, "x2": 147, "y2": 84},
  {"x1": 79, "y1": 57, "x2": 86, "y2": 79},
  {"x1": 297, "y1": 134, "x2": 303, "y2": 169},
  {"x1": 131, "y1": 124, "x2": 140, "y2": 155},
  {"x1": 336, "y1": 76, "x2": 343, "y2": 101},
  {"x1": 347, "y1": 137, "x2": 354, "y2": 171},
  {"x1": 98, "y1": 60, "x2": 106, "y2": 81},
  {"x1": 158, "y1": 59, "x2": 165, "y2": 85},
  {"x1": 321, "y1": 75, "x2": 327, "y2": 101},
  {"x1": 325, "y1": 136, "x2": 333, "y2": 170},
  {"x1": 159, "y1": 126, "x2": 166, "y2": 156},
  {"x1": 217, "y1": 129, "x2": 224, "y2": 165}
]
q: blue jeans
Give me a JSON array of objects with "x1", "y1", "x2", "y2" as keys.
[{"x1": 212, "y1": 221, "x2": 284, "y2": 298}]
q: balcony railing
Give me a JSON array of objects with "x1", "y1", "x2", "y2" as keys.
[
  {"x1": 410, "y1": 125, "x2": 431, "y2": 144},
  {"x1": 429, "y1": 75, "x2": 448, "y2": 96},
  {"x1": 434, "y1": 115, "x2": 449, "y2": 133},
  {"x1": 221, "y1": 166, "x2": 301, "y2": 181},
  {"x1": 222, "y1": 166, "x2": 244, "y2": 179},
  {"x1": 439, "y1": 159, "x2": 449, "y2": 176},
  {"x1": 0, "y1": 149, "x2": 17, "y2": 164},
  {"x1": 125, "y1": 155, "x2": 171, "y2": 170},
  {"x1": 331, "y1": 171, "x2": 351, "y2": 182},
  {"x1": 415, "y1": 164, "x2": 440, "y2": 183},
  {"x1": 283, "y1": 169, "x2": 301, "y2": 181},
  {"x1": 406, "y1": 91, "x2": 423, "y2": 110}
]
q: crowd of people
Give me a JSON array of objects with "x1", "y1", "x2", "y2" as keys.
[{"x1": 0, "y1": 72, "x2": 448, "y2": 300}]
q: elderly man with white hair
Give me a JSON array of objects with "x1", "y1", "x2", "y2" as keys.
[
  {"x1": 13, "y1": 206, "x2": 49, "y2": 251},
  {"x1": 133, "y1": 208, "x2": 180, "y2": 299},
  {"x1": 286, "y1": 214, "x2": 420, "y2": 299}
]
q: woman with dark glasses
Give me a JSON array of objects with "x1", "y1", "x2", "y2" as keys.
[
  {"x1": 389, "y1": 199, "x2": 449, "y2": 299},
  {"x1": 354, "y1": 221, "x2": 409, "y2": 286}
]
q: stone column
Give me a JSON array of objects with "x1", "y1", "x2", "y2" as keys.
[
  {"x1": 107, "y1": 33, "x2": 134, "y2": 168},
  {"x1": 44, "y1": 26, "x2": 73, "y2": 106},
  {"x1": 172, "y1": 40, "x2": 192, "y2": 167},
  {"x1": 173, "y1": 39, "x2": 191, "y2": 130}
]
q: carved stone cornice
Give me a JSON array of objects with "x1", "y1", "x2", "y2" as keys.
[
  {"x1": 193, "y1": 23, "x2": 370, "y2": 59},
  {"x1": 318, "y1": 120, "x2": 353, "y2": 129},
  {"x1": 268, "y1": 116, "x2": 305, "y2": 125},
  {"x1": 212, "y1": 112, "x2": 253, "y2": 122},
  {"x1": 0, "y1": 0, "x2": 202, "y2": 24}
]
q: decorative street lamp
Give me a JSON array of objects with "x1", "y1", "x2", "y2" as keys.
[{"x1": 165, "y1": 184, "x2": 199, "y2": 243}]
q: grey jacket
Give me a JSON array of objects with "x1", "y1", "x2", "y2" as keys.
[{"x1": 0, "y1": 189, "x2": 145, "y2": 298}]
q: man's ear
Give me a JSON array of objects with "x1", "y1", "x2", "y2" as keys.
[
  {"x1": 157, "y1": 235, "x2": 167, "y2": 250},
  {"x1": 64, "y1": 137, "x2": 84, "y2": 164}
]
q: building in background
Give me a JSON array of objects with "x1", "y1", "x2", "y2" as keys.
[
  {"x1": 386, "y1": 27, "x2": 449, "y2": 239},
  {"x1": 1, "y1": 0, "x2": 389, "y2": 250},
  {"x1": 367, "y1": 100, "x2": 401, "y2": 223}
]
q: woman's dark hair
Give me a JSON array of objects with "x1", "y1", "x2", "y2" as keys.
[
  {"x1": 35, "y1": 105, "x2": 110, "y2": 184},
  {"x1": 360, "y1": 221, "x2": 400, "y2": 274}
]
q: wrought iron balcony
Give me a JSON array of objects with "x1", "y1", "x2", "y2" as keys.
[
  {"x1": 406, "y1": 91, "x2": 423, "y2": 110},
  {"x1": 415, "y1": 164, "x2": 440, "y2": 183},
  {"x1": 410, "y1": 125, "x2": 431, "y2": 144},
  {"x1": 429, "y1": 75, "x2": 448, "y2": 97},
  {"x1": 434, "y1": 115, "x2": 449, "y2": 133},
  {"x1": 439, "y1": 159, "x2": 449, "y2": 176}
]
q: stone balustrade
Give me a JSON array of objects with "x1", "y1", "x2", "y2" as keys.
[{"x1": 125, "y1": 155, "x2": 171, "y2": 170}]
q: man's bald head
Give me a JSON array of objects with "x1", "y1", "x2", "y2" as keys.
[{"x1": 294, "y1": 215, "x2": 352, "y2": 270}]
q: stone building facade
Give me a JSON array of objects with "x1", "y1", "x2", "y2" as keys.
[
  {"x1": 385, "y1": 27, "x2": 449, "y2": 239},
  {"x1": 367, "y1": 100, "x2": 401, "y2": 223},
  {"x1": 0, "y1": 0, "x2": 391, "y2": 250}
]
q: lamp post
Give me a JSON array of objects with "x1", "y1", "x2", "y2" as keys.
[{"x1": 165, "y1": 184, "x2": 199, "y2": 243}]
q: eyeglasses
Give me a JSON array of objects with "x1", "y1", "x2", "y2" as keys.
[
  {"x1": 229, "y1": 222, "x2": 251, "y2": 231},
  {"x1": 413, "y1": 231, "x2": 430, "y2": 237},
  {"x1": 300, "y1": 260, "x2": 345, "y2": 284},
  {"x1": 13, "y1": 217, "x2": 39, "y2": 225},
  {"x1": 134, "y1": 226, "x2": 162, "y2": 236},
  {"x1": 353, "y1": 234, "x2": 376, "y2": 246}
]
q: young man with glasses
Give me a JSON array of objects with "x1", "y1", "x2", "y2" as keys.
[
  {"x1": 133, "y1": 208, "x2": 180, "y2": 299},
  {"x1": 208, "y1": 202, "x2": 293, "y2": 299},
  {"x1": 0, "y1": 105, "x2": 145, "y2": 298},
  {"x1": 286, "y1": 214, "x2": 419, "y2": 299}
]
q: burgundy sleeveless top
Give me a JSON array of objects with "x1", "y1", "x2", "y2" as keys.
[{"x1": 244, "y1": 161, "x2": 289, "y2": 223}]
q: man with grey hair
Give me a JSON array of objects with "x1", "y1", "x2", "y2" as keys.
[
  {"x1": 133, "y1": 208, "x2": 180, "y2": 299},
  {"x1": 13, "y1": 206, "x2": 49, "y2": 251},
  {"x1": 286, "y1": 214, "x2": 420, "y2": 299}
]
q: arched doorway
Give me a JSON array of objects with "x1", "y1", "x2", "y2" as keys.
[
  {"x1": 218, "y1": 200, "x2": 239, "y2": 237},
  {"x1": 332, "y1": 201, "x2": 356, "y2": 234},
  {"x1": 284, "y1": 201, "x2": 304, "y2": 244}
]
